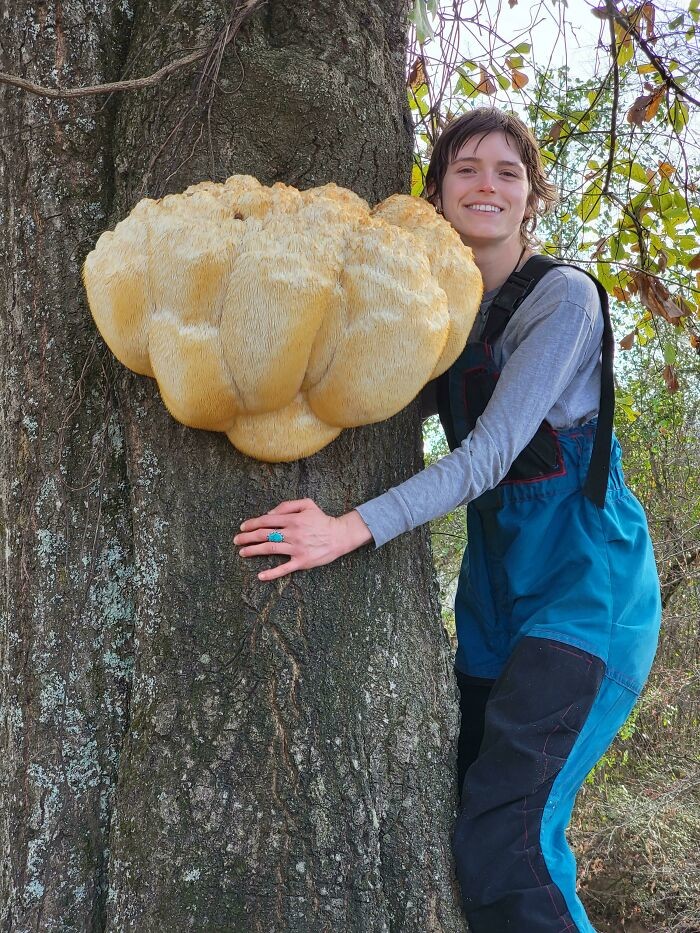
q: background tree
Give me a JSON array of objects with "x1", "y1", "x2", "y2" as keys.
[{"x1": 0, "y1": 2, "x2": 466, "y2": 930}]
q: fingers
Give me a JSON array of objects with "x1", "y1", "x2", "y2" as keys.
[
  {"x1": 239, "y1": 514, "x2": 289, "y2": 533},
  {"x1": 258, "y1": 559, "x2": 301, "y2": 582},
  {"x1": 267, "y1": 498, "x2": 317, "y2": 515},
  {"x1": 237, "y1": 541, "x2": 294, "y2": 558},
  {"x1": 239, "y1": 499, "x2": 318, "y2": 533},
  {"x1": 234, "y1": 527, "x2": 287, "y2": 546}
]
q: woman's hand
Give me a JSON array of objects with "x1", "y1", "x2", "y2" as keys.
[{"x1": 233, "y1": 499, "x2": 373, "y2": 581}]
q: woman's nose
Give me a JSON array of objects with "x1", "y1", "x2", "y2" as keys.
[{"x1": 478, "y1": 177, "x2": 496, "y2": 192}]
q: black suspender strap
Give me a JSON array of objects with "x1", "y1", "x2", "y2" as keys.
[
  {"x1": 583, "y1": 285, "x2": 614, "y2": 508},
  {"x1": 482, "y1": 255, "x2": 561, "y2": 345}
]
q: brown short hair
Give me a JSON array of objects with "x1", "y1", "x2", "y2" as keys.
[{"x1": 424, "y1": 108, "x2": 558, "y2": 246}]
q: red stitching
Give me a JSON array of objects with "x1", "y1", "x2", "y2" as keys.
[
  {"x1": 542, "y1": 703, "x2": 573, "y2": 758},
  {"x1": 549, "y1": 643, "x2": 593, "y2": 667}
]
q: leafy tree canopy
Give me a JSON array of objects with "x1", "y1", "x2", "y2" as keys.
[{"x1": 406, "y1": 0, "x2": 700, "y2": 398}]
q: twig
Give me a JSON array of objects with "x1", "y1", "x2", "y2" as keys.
[
  {"x1": 606, "y1": 1, "x2": 700, "y2": 109},
  {"x1": 0, "y1": 0, "x2": 264, "y2": 101},
  {"x1": 601, "y1": 0, "x2": 620, "y2": 197}
]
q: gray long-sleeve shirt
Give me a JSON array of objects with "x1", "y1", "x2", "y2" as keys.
[{"x1": 355, "y1": 264, "x2": 604, "y2": 548}]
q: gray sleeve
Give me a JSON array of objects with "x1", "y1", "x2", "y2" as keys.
[{"x1": 356, "y1": 271, "x2": 601, "y2": 548}]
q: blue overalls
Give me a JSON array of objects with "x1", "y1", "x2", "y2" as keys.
[{"x1": 438, "y1": 257, "x2": 662, "y2": 932}]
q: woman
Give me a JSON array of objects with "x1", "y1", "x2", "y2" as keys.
[{"x1": 233, "y1": 109, "x2": 661, "y2": 932}]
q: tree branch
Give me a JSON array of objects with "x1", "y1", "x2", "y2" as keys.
[
  {"x1": 661, "y1": 546, "x2": 700, "y2": 609},
  {"x1": 0, "y1": 0, "x2": 264, "y2": 101},
  {"x1": 602, "y1": 0, "x2": 620, "y2": 197},
  {"x1": 606, "y1": 1, "x2": 700, "y2": 109}
]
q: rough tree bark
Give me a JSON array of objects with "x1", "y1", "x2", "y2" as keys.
[{"x1": 0, "y1": 2, "x2": 466, "y2": 931}]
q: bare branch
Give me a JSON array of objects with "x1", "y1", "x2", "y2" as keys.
[{"x1": 0, "y1": 0, "x2": 264, "y2": 101}]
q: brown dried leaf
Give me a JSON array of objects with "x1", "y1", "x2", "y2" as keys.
[
  {"x1": 619, "y1": 330, "x2": 636, "y2": 350},
  {"x1": 546, "y1": 120, "x2": 565, "y2": 143},
  {"x1": 508, "y1": 0, "x2": 517, "y2": 7},
  {"x1": 408, "y1": 58, "x2": 426, "y2": 90},
  {"x1": 663, "y1": 364, "x2": 679, "y2": 393},
  {"x1": 632, "y1": 271, "x2": 687, "y2": 324},
  {"x1": 627, "y1": 86, "x2": 666, "y2": 125},
  {"x1": 687, "y1": 251, "x2": 700, "y2": 271},
  {"x1": 476, "y1": 66, "x2": 497, "y2": 95},
  {"x1": 641, "y1": 1, "x2": 656, "y2": 38},
  {"x1": 658, "y1": 161, "x2": 675, "y2": 178},
  {"x1": 511, "y1": 69, "x2": 529, "y2": 89},
  {"x1": 613, "y1": 286, "x2": 631, "y2": 302},
  {"x1": 645, "y1": 87, "x2": 665, "y2": 120},
  {"x1": 657, "y1": 250, "x2": 668, "y2": 272},
  {"x1": 592, "y1": 236, "x2": 608, "y2": 259},
  {"x1": 690, "y1": 334, "x2": 700, "y2": 354}
]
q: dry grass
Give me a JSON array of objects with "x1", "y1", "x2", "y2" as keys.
[{"x1": 572, "y1": 667, "x2": 700, "y2": 933}]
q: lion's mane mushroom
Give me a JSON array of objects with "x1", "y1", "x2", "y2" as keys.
[{"x1": 83, "y1": 176, "x2": 482, "y2": 462}]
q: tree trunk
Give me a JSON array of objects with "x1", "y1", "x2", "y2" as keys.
[{"x1": 0, "y1": 2, "x2": 465, "y2": 931}]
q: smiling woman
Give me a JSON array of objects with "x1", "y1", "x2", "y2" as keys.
[
  {"x1": 435, "y1": 133, "x2": 531, "y2": 268},
  {"x1": 235, "y1": 107, "x2": 661, "y2": 933}
]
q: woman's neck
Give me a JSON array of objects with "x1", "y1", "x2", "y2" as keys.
[{"x1": 470, "y1": 242, "x2": 533, "y2": 292}]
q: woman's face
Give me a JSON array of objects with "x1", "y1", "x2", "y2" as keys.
[{"x1": 438, "y1": 131, "x2": 531, "y2": 250}]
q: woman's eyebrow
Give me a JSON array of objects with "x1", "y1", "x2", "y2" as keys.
[{"x1": 452, "y1": 156, "x2": 524, "y2": 168}]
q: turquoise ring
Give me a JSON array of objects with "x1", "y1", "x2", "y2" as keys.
[{"x1": 267, "y1": 530, "x2": 284, "y2": 543}]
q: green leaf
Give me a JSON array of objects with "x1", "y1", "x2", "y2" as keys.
[
  {"x1": 496, "y1": 71, "x2": 511, "y2": 91},
  {"x1": 663, "y1": 343, "x2": 677, "y2": 365},
  {"x1": 610, "y1": 235, "x2": 627, "y2": 261},
  {"x1": 513, "y1": 42, "x2": 531, "y2": 54},
  {"x1": 669, "y1": 100, "x2": 689, "y2": 132},
  {"x1": 596, "y1": 261, "x2": 616, "y2": 291},
  {"x1": 616, "y1": 38, "x2": 634, "y2": 67},
  {"x1": 409, "y1": 0, "x2": 434, "y2": 43},
  {"x1": 408, "y1": 87, "x2": 430, "y2": 117},
  {"x1": 579, "y1": 180, "x2": 604, "y2": 223},
  {"x1": 614, "y1": 159, "x2": 649, "y2": 184},
  {"x1": 629, "y1": 190, "x2": 651, "y2": 213},
  {"x1": 411, "y1": 162, "x2": 425, "y2": 198},
  {"x1": 456, "y1": 74, "x2": 479, "y2": 99}
]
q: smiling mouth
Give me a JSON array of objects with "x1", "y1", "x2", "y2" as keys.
[{"x1": 465, "y1": 204, "x2": 503, "y2": 213}]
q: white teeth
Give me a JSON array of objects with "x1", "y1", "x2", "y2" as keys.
[{"x1": 467, "y1": 204, "x2": 501, "y2": 212}]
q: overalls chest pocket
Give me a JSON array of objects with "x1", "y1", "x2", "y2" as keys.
[{"x1": 448, "y1": 341, "x2": 565, "y2": 486}]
